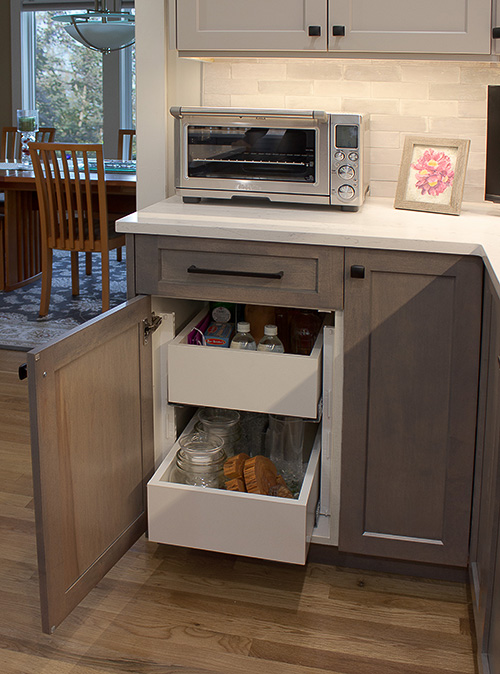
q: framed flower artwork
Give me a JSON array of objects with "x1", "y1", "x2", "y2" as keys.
[{"x1": 394, "y1": 136, "x2": 470, "y2": 215}]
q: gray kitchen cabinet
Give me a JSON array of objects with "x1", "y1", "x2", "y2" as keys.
[
  {"x1": 175, "y1": 0, "x2": 328, "y2": 52},
  {"x1": 174, "y1": 0, "x2": 491, "y2": 55},
  {"x1": 470, "y1": 273, "x2": 500, "y2": 674},
  {"x1": 27, "y1": 235, "x2": 343, "y2": 632},
  {"x1": 471, "y1": 274, "x2": 500, "y2": 657},
  {"x1": 328, "y1": 0, "x2": 491, "y2": 54},
  {"x1": 340, "y1": 249, "x2": 483, "y2": 566},
  {"x1": 26, "y1": 234, "x2": 486, "y2": 635}
]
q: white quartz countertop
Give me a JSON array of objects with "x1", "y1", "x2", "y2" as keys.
[{"x1": 116, "y1": 195, "x2": 500, "y2": 294}]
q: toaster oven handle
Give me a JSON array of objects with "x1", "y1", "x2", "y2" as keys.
[
  {"x1": 170, "y1": 106, "x2": 328, "y2": 122},
  {"x1": 187, "y1": 265, "x2": 284, "y2": 280}
]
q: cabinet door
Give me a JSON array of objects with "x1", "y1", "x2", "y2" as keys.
[
  {"x1": 329, "y1": 0, "x2": 491, "y2": 54},
  {"x1": 340, "y1": 250, "x2": 482, "y2": 566},
  {"x1": 470, "y1": 276, "x2": 500, "y2": 654},
  {"x1": 176, "y1": 0, "x2": 328, "y2": 51},
  {"x1": 27, "y1": 296, "x2": 154, "y2": 633}
]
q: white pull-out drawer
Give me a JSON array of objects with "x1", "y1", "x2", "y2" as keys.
[
  {"x1": 167, "y1": 310, "x2": 324, "y2": 419},
  {"x1": 148, "y1": 428, "x2": 321, "y2": 565}
]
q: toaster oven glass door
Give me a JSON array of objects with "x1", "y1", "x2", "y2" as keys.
[
  {"x1": 180, "y1": 114, "x2": 333, "y2": 200},
  {"x1": 187, "y1": 125, "x2": 317, "y2": 183}
]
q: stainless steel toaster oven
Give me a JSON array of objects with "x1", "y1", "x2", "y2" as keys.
[{"x1": 171, "y1": 107, "x2": 369, "y2": 210}]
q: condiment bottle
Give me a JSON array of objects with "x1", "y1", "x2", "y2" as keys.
[{"x1": 290, "y1": 309, "x2": 321, "y2": 355}]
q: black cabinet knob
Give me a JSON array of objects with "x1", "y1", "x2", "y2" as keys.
[
  {"x1": 332, "y1": 25, "x2": 346, "y2": 36},
  {"x1": 350, "y1": 265, "x2": 365, "y2": 279},
  {"x1": 308, "y1": 25, "x2": 321, "y2": 36},
  {"x1": 493, "y1": 27, "x2": 500, "y2": 39},
  {"x1": 18, "y1": 363, "x2": 28, "y2": 380}
]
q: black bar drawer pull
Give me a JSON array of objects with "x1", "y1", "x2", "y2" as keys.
[
  {"x1": 308, "y1": 25, "x2": 321, "y2": 36},
  {"x1": 187, "y1": 265, "x2": 284, "y2": 280},
  {"x1": 350, "y1": 265, "x2": 365, "y2": 279}
]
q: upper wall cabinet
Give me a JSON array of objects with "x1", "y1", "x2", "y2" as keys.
[
  {"x1": 175, "y1": 0, "x2": 492, "y2": 55},
  {"x1": 331, "y1": 0, "x2": 491, "y2": 54},
  {"x1": 175, "y1": 0, "x2": 328, "y2": 52}
]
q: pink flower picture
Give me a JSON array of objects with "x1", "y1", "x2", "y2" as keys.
[
  {"x1": 396, "y1": 136, "x2": 469, "y2": 214},
  {"x1": 411, "y1": 148, "x2": 454, "y2": 197}
]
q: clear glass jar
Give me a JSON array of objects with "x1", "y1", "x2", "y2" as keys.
[
  {"x1": 172, "y1": 432, "x2": 226, "y2": 488},
  {"x1": 197, "y1": 408, "x2": 242, "y2": 457}
]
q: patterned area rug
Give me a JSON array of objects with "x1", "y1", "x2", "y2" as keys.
[{"x1": 0, "y1": 250, "x2": 127, "y2": 351}]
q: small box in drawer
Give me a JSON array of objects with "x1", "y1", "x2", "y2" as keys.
[
  {"x1": 167, "y1": 310, "x2": 324, "y2": 419},
  {"x1": 147, "y1": 432, "x2": 321, "y2": 565}
]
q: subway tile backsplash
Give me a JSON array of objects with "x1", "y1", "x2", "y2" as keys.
[{"x1": 201, "y1": 58, "x2": 500, "y2": 203}]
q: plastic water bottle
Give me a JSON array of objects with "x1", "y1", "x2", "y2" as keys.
[
  {"x1": 257, "y1": 325, "x2": 285, "y2": 353},
  {"x1": 230, "y1": 321, "x2": 257, "y2": 350}
]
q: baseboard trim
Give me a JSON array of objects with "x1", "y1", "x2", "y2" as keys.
[{"x1": 308, "y1": 543, "x2": 468, "y2": 582}]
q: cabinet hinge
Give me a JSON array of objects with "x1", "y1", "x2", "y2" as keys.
[
  {"x1": 143, "y1": 313, "x2": 162, "y2": 345},
  {"x1": 315, "y1": 500, "x2": 331, "y2": 525}
]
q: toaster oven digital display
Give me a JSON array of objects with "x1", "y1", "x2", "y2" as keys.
[{"x1": 335, "y1": 124, "x2": 358, "y2": 149}]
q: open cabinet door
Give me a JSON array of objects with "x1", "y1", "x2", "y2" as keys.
[{"x1": 27, "y1": 295, "x2": 155, "y2": 633}]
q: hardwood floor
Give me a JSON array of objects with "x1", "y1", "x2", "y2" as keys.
[{"x1": 0, "y1": 348, "x2": 478, "y2": 674}]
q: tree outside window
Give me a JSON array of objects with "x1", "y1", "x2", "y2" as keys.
[{"x1": 35, "y1": 11, "x2": 104, "y2": 143}]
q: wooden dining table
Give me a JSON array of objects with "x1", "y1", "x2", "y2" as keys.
[{"x1": 0, "y1": 167, "x2": 136, "y2": 292}]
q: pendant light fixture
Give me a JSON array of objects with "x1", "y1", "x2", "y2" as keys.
[{"x1": 53, "y1": 1, "x2": 135, "y2": 55}]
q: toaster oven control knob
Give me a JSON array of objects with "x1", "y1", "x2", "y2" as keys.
[
  {"x1": 348, "y1": 151, "x2": 359, "y2": 162},
  {"x1": 334, "y1": 150, "x2": 345, "y2": 161},
  {"x1": 338, "y1": 184, "x2": 356, "y2": 200},
  {"x1": 338, "y1": 164, "x2": 355, "y2": 180}
]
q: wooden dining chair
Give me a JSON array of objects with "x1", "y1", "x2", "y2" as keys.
[
  {"x1": 0, "y1": 127, "x2": 20, "y2": 162},
  {"x1": 1, "y1": 126, "x2": 56, "y2": 162},
  {"x1": 117, "y1": 128, "x2": 136, "y2": 160},
  {"x1": 29, "y1": 142, "x2": 126, "y2": 316},
  {"x1": 35, "y1": 127, "x2": 56, "y2": 143}
]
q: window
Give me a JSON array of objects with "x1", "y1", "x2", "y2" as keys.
[
  {"x1": 35, "y1": 10, "x2": 104, "y2": 143},
  {"x1": 11, "y1": 0, "x2": 135, "y2": 155}
]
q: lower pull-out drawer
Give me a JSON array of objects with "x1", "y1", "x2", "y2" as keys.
[{"x1": 147, "y1": 429, "x2": 321, "y2": 565}]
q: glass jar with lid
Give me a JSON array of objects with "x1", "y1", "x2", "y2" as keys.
[
  {"x1": 197, "y1": 408, "x2": 241, "y2": 457},
  {"x1": 171, "y1": 432, "x2": 226, "y2": 488}
]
